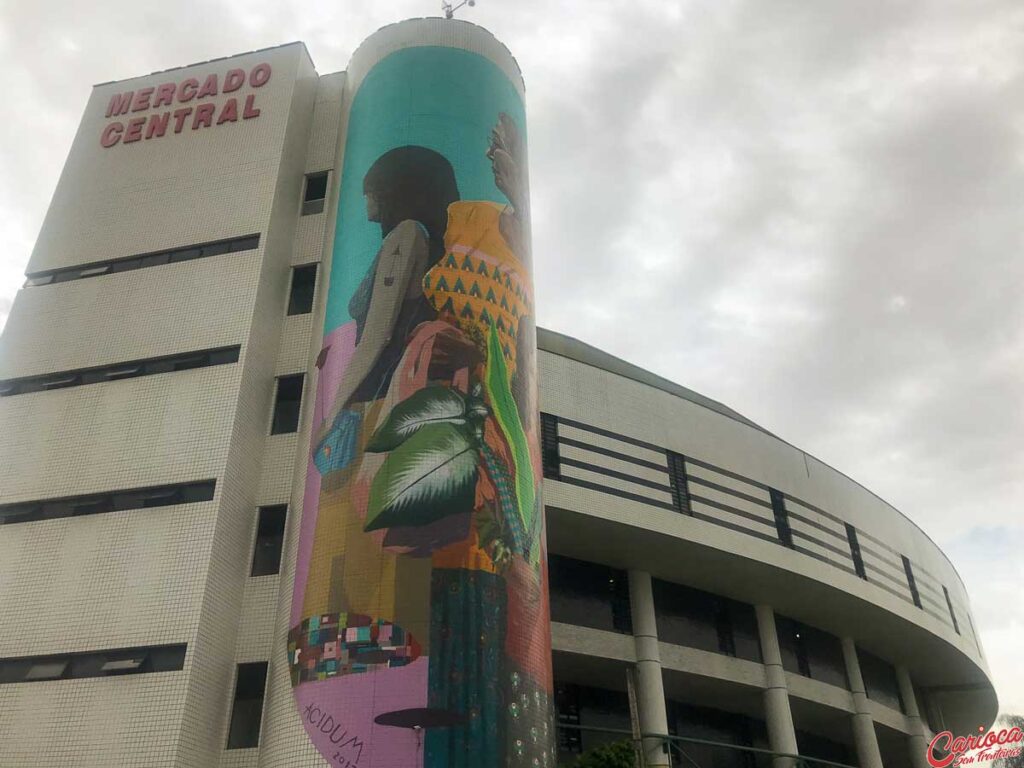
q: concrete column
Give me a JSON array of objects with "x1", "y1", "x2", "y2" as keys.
[
  {"x1": 841, "y1": 637, "x2": 885, "y2": 768},
  {"x1": 896, "y1": 666, "x2": 932, "y2": 768},
  {"x1": 755, "y1": 605, "x2": 800, "y2": 768},
  {"x1": 628, "y1": 570, "x2": 671, "y2": 768}
]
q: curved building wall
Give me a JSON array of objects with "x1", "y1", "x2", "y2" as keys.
[{"x1": 535, "y1": 328, "x2": 995, "y2": 738}]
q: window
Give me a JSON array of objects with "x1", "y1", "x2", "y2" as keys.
[
  {"x1": 943, "y1": 586, "x2": 960, "y2": 634},
  {"x1": 0, "y1": 480, "x2": 216, "y2": 525},
  {"x1": 270, "y1": 374, "x2": 305, "y2": 434},
  {"x1": 776, "y1": 616, "x2": 848, "y2": 689},
  {"x1": 902, "y1": 555, "x2": 922, "y2": 608},
  {"x1": 555, "y1": 683, "x2": 631, "y2": 759},
  {"x1": 251, "y1": 506, "x2": 287, "y2": 576},
  {"x1": 666, "y1": 450, "x2": 692, "y2": 514},
  {"x1": 540, "y1": 413, "x2": 561, "y2": 480},
  {"x1": 24, "y1": 235, "x2": 259, "y2": 287},
  {"x1": 858, "y1": 647, "x2": 904, "y2": 712},
  {"x1": 24, "y1": 660, "x2": 69, "y2": 681},
  {"x1": 653, "y1": 580, "x2": 761, "y2": 662},
  {"x1": 548, "y1": 555, "x2": 632, "y2": 634},
  {"x1": 555, "y1": 683, "x2": 583, "y2": 755},
  {"x1": 0, "y1": 645, "x2": 186, "y2": 684},
  {"x1": 226, "y1": 662, "x2": 269, "y2": 749},
  {"x1": 769, "y1": 488, "x2": 794, "y2": 548},
  {"x1": 0, "y1": 346, "x2": 240, "y2": 397},
  {"x1": 845, "y1": 523, "x2": 867, "y2": 580},
  {"x1": 302, "y1": 172, "x2": 329, "y2": 215},
  {"x1": 667, "y1": 701, "x2": 761, "y2": 767},
  {"x1": 287, "y1": 264, "x2": 318, "y2": 315},
  {"x1": 796, "y1": 730, "x2": 855, "y2": 766}
]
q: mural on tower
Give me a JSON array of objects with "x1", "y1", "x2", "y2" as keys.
[{"x1": 289, "y1": 45, "x2": 554, "y2": 768}]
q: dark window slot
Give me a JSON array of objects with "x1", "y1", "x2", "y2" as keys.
[
  {"x1": 666, "y1": 450, "x2": 692, "y2": 514},
  {"x1": 776, "y1": 615, "x2": 848, "y2": 689},
  {"x1": 845, "y1": 523, "x2": 868, "y2": 580},
  {"x1": 540, "y1": 412, "x2": 561, "y2": 480},
  {"x1": 286, "y1": 264, "x2": 318, "y2": 316},
  {"x1": 548, "y1": 554, "x2": 632, "y2": 634},
  {"x1": 251, "y1": 506, "x2": 287, "y2": 577},
  {"x1": 301, "y1": 171, "x2": 329, "y2": 215},
  {"x1": 226, "y1": 662, "x2": 269, "y2": 749},
  {"x1": 652, "y1": 579, "x2": 761, "y2": 662},
  {"x1": 858, "y1": 647, "x2": 905, "y2": 712},
  {"x1": 943, "y1": 586, "x2": 960, "y2": 634},
  {"x1": 0, "y1": 645, "x2": 186, "y2": 684},
  {"x1": 0, "y1": 480, "x2": 216, "y2": 525},
  {"x1": 24, "y1": 234, "x2": 260, "y2": 287},
  {"x1": 270, "y1": 374, "x2": 305, "y2": 435},
  {"x1": 0, "y1": 346, "x2": 240, "y2": 397},
  {"x1": 902, "y1": 555, "x2": 923, "y2": 608},
  {"x1": 770, "y1": 488, "x2": 794, "y2": 548}
]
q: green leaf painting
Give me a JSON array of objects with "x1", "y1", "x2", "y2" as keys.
[
  {"x1": 365, "y1": 423, "x2": 479, "y2": 531},
  {"x1": 366, "y1": 386, "x2": 469, "y2": 453},
  {"x1": 483, "y1": 325, "x2": 535, "y2": 530}
]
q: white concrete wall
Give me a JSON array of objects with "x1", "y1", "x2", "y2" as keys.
[{"x1": 0, "y1": 42, "x2": 319, "y2": 768}]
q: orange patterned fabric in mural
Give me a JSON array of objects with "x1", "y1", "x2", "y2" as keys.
[{"x1": 422, "y1": 200, "x2": 532, "y2": 374}]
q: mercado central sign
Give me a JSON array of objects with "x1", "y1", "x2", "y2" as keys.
[{"x1": 99, "y1": 62, "x2": 271, "y2": 148}]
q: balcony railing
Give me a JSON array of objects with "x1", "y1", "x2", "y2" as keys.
[{"x1": 557, "y1": 723, "x2": 859, "y2": 768}]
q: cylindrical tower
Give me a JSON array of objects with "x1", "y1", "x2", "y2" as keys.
[{"x1": 279, "y1": 18, "x2": 552, "y2": 768}]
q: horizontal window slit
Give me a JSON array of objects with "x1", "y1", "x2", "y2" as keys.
[
  {"x1": 23, "y1": 234, "x2": 260, "y2": 286},
  {"x1": 0, "y1": 480, "x2": 216, "y2": 525},
  {"x1": 0, "y1": 345, "x2": 240, "y2": 397}
]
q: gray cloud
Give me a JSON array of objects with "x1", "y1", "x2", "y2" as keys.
[{"x1": 1, "y1": 0, "x2": 1021, "y2": 714}]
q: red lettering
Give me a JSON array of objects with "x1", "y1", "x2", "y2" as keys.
[
  {"x1": 242, "y1": 94, "x2": 260, "y2": 120},
  {"x1": 153, "y1": 83, "x2": 176, "y2": 108},
  {"x1": 100, "y1": 122, "x2": 124, "y2": 148},
  {"x1": 216, "y1": 98, "x2": 238, "y2": 125},
  {"x1": 123, "y1": 117, "x2": 146, "y2": 143},
  {"x1": 105, "y1": 92, "x2": 133, "y2": 118},
  {"x1": 223, "y1": 68, "x2": 245, "y2": 93},
  {"x1": 1011, "y1": 728, "x2": 1024, "y2": 743},
  {"x1": 928, "y1": 732, "x2": 955, "y2": 768},
  {"x1": 197, "y1": 73, "x2": 219, "y2": 99},
  {"x1": 172, "y1": 108, "x2": 192, "y2": 133},
  {"x1": 177, "y1": 78, "x2": 199, "y2": 102},
  {"x1": 145, "y1": 112, "x2": 170, "y2": 139},
  {"x1": 249, "y1": 63, "x2": 271, "y2": 87},
  {"x1": 192, "y1": 103, "x2": 215, "y2": 129},
  {"x1": 131, "y1": 87, "x2": 154, "y2": 112}
]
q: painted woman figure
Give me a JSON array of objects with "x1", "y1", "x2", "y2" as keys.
[
  {"x1": 291, "y1": 147, "x2": 464, "y2": 694},
  {"x1": 314, "y1": 146, "x2": 459, "y2": 459},
  {"x1": 292, "y1": 118, "x2": 553, "y2": 768}
]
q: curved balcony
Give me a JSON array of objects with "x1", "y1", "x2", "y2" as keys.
[{"x1": 536, "y1": 328, "x2": 995, "y2": 766}]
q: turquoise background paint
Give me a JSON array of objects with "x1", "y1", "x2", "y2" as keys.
[{"x1": 325, "y1": 46, "x2": 527, "y2": 334}]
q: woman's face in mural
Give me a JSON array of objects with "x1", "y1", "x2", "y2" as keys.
[{"x1": 364, "y1": 191, "x2": 381, "y2": 223}]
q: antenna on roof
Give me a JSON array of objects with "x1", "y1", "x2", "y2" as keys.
[{"x1": 442, "y1": 0, "x2": 476, "y2": 19}]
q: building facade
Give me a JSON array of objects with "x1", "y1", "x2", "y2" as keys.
[{"x1": 0, "y1": 17, "x2": 996, "y2": 768}]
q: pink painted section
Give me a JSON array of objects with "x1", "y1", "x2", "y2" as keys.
[
  {"x1": 290, "y1": 321, "x2": 358, "y2": 626},
  {"x1": 294, "y1": 659, "x2": 428, "y2": 767}
]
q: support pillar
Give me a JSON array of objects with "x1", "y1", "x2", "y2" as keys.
[
  {"x1": 755, "y1": 605, "x2": 800, "y2": 768},
  {"x1": 628, "y1": 570, "x2": 671, "y2": 768},
  {"x1": 841, "y1": 637, "x2": 885, "y2": 768},
  {"x1": 896, "y1": 666, "x2": 932, "y2": 768}
]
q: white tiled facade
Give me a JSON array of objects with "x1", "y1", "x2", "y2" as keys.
[{"x1": 0, "y1": 19, "x2": 997, "y2": 768}]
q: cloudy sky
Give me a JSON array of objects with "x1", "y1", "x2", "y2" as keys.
[{"x1": 2, "y1": 0, "x2": 1021, "y2": 715}]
